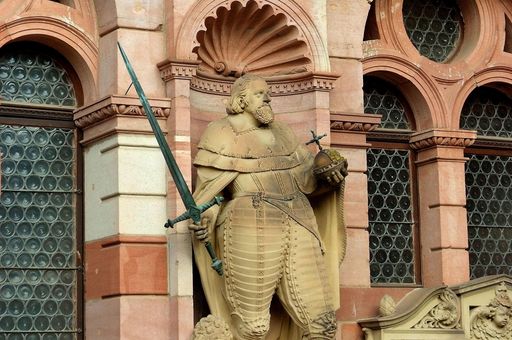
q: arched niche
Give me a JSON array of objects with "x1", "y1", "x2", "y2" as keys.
[{"x1": 175, "y1": 0, "x2": 330, "y2": 73}]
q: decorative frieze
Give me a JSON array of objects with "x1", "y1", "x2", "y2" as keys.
[
  {"x1": 74, "y1": 95, "x2": 171, "y2": 129},
  {"x1": 330, "y1": 111, "x2": 381, "y2": 132},
  {"x1": 158, "y1": 59, "x2": 201, "y2": 82},
  {"x1": 190, "y1": 72, "x2": 339, "y2": 96},
  {"x1": 409, "y1": 128, "x2": 477, "y2": 150}
]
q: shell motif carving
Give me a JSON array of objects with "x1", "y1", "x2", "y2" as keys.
[{"x1": 194, "y1": 0, "x2": 312, "y2": 78}]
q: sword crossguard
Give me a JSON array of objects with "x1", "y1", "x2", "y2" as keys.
[{"x1": 165, "y1": 196, "x2": 224, "y2": 228}]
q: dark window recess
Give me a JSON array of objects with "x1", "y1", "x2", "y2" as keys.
[
  {"x1": 402, "y1": 0, "x2": 463, "y2": 63},
  {"x1": 466, "y1": 154, "x2": 512, "y2": 279},
  {"x1": 364, "y1": 76, "x2": 417, "y2": 284},
  {"x1": 367, "y1": 148, "x2": 415, "y2": 283}
]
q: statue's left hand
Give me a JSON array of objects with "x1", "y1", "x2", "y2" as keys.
[{"x1": 324, "y1": 169, "x2": 345, "y2": 187}]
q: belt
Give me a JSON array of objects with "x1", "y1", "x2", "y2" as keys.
[{"x1": 230, "y1": 191, "x2": 325, "y2": 254}]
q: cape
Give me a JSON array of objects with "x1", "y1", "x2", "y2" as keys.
[{"x1": 191, "y1": 117, "x2": 346, "y2": 339}]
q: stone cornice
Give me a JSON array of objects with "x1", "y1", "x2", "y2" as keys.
[
  {"x1": 409, "y1": 129, "x2": 477, "y2": 150},
  {"x1": 74, "y1": 95, "x2": 171, "y2": 129},
  {"x1": 157, "y1": 59, "x2": 201, "y2": 82},
  {"x1": 330, "y1": 111, "x2": 382, "y2": 132},
  {"x1": 190, "y1": 71, "x2": 340, "y2": 96}
]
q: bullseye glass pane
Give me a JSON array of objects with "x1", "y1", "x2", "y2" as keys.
[
  {"x1": 364, "y1": 77, "x2": 410, "y2": 130},
  {"x1": 403, "y1": 0, "x2": 462, "y2": 62},
  {"x1": 367, "y1": 148, "x2": 415, "y2": 283},
  {"x1": 0, "y1": 124, "x2": 77, "y2": 338},
  {"x1": 465, "y1": 154, "x2": 512, "y2": 279},
  {"x1": 460, "y1": 87, "x2": 512, "y2": 138},
  {"x1": 0, "y1": 48, "x2": 76, "y2": 107}
]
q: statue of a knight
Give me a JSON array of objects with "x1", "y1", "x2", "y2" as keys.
[{"x1": 189, "y1": 74, "x2": 348, "y2": 339}]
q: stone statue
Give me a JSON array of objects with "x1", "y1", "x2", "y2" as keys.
[
  {"x1": 189, "y1": 74, "x2": 347, "y2": 339},
  {"x1": 470, "y1": 282, "x2": 512, "y2": 340}
]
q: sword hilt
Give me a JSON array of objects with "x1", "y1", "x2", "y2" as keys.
[
  {"x1": 164, "y1": 196, "x2": 225, "y2": 276},
  {"x1": 165, "y1": 196, "x2": 224, "y2": 228}
]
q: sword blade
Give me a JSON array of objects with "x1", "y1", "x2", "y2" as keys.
[{"x1": 117, "y1": 43, "x2": 198, "y2": 221}]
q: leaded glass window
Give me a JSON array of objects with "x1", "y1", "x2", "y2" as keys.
[
  {"x1": 367, "y1": 149, "x2": 415, "y2": 283},
  {"x1": 0, "y1": 46, "x2": 77, "y2": 107},
  {"x1": 465, "y1": 155, "x2": 512, "y2": 279},
  {"x1": 364, "y1": 77, "x2": 410, "y2": 130},
  {"x1": 461, "y1": 87, "x2": 512, "y2": 279},
  {"x1": 461, "y1": 87, "x2": 512, "y2": 138},
  {"x1": 0, "y1": 124, "x2": 79, "y2": 339},
  {"x1": 403, "y1": 0, "x2": 463, "y2": 63},
  {"x1": 364, "y1": 76, "x2": 417, "y2": 284}
]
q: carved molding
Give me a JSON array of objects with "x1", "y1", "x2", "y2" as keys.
[
  {"x1": 194, "y1": 1, "x2": 311, "y2": 78},
  {"x1": 409, "y1": 128, "x2": 477, "y2": 150},
  {"x1": 0, "y1": 102, "x2": 74, "y2": 122},
  {"x1": 158, "y1": 59, "x2": 201, "y2": 82},
  {"x1": 74, "y1": 95, "x2": 171, "y2": 129},
  {"x1": 413, "y1": 289, "x2": 461, "y2": 329},
  {"x1": 190, "y1": 72, "x2": 339, "y2": 96},
  {"x1": 330, "y1": 112, "x2": 381, "y2": 132}
]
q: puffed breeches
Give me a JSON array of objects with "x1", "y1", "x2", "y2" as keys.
[{"x1": 217, "y1": 198, "x2": 337, "y2": 339}]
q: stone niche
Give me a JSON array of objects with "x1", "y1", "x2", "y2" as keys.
[{"x1": 359, "y1": 275, "x2": 512, "y2": 340}]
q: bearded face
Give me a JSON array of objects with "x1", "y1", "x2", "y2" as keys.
[
  {"x1": 243, "y1": 79, "x2": 274, "y2": 125},
  {"x1": 253, "y1": 104, "x2": 274, "y2": 125}
]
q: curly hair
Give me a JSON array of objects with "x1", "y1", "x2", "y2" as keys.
[{"x1": 226, "y1": 74, "x2": 265, "y2": 115}]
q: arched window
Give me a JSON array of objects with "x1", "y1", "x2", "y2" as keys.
[
  {"x1": 364, "y1": 76, "x2": 418, "y2": 284},
  {"x1": 461, "y1": 86, "x2": 512, "y2": 279},
  {"x1": 0, "y1": 43, "x2": 82, "y2": 339}
]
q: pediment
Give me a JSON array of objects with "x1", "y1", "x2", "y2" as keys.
[{"x1": 359, "y1": 275, "x2": 512, "y2": 340}]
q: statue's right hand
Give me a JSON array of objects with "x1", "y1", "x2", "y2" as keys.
[{"x1": 188, "y1": 216, "x2": 210, "y2": 242}]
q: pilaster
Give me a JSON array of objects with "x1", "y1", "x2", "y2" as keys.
[
  {"x1": 158, "y1": 59, "x2": 199, "y2": 340},
  {"x1": 74, "y1": 95, "x2": 171, "y2": 339},
  {"x1": 332, "y1": 112, "x2": 381, "y2": 288},
  {"x1": 410, "y1": 128, "x2": 477, "y2": 287}
]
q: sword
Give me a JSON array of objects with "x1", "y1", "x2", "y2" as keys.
[{"x1": 117, "y1": 43, "x2": 223, "y2": 276}]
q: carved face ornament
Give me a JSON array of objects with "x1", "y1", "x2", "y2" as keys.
[{"x1": 243, "y1": 79, "x2": 274, "y2": 125}]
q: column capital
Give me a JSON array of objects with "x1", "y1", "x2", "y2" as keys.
[
  {"x1": 157, "y1": 59, "x2": 201, "y2": 82},
  {"x1": 410, "y1": 128, "x2": 477, "y2": 150}
]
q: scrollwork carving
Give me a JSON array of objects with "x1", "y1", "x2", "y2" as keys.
[{"x1": 413, "y1": 289, "x2": 461, "y2": 329}]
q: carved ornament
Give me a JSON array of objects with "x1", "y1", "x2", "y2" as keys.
[
  {"x1": 470, "y1": 282, "x2": 512, "y2": 340},
  {"x1": 413, "y1": 289, "x2": 461, "y2": 329},
  {"x1": 330, "y1": 112, "x2": 381, "y2": 132},
  {"x1": 409, "y1": 128, "x2": 477, "y2": 150},
  {"x1": 194, "y1": 0, "x2": 311, "y2": 78},
  {"x1": 158, "y1": 59, "x2": 201, "y2": 82},
  {"x1": 191, "y1": 72, "x2": 339, "y2": 96},
  {"x1": 74, "y1": 95, "x2": 171, "y2": 128}
]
